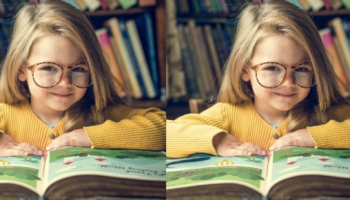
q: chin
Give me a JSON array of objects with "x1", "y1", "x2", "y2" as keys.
[{"x1": 275, "y1": 106, "x2": 294, "y2": 112}]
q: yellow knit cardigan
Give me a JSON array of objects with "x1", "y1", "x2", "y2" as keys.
[
  {"x1": 167, "y1": 100, "x2": 350, "y2": 158},
  {"x1": 0, "y1": 100, "x2": 165, "y2": 150}
]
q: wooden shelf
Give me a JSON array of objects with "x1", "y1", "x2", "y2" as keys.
[
  {"x1": 0, "y1": 7, "x2": 155, "y2": 18},
  {"x1": 308, "y1": 9, "x2": 350, "y2": 17},
  {"x1": 85, "y1": 7, "x2": 155, "y2": 17},
  {"x1": 125, "y1": 99, "x2": 166, "y2": 109},
  {"x1": 177, "y1": 9, "x2": 350, "y2": 20}
]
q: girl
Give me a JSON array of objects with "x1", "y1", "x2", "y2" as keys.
[
  {"x1": 167, "y1": 0, "x2": 350, "y2": 158},
  {"x1": 0, "y1": 0, "x2": 165, "y2": 157}
]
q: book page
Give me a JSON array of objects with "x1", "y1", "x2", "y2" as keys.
[
  {"x1": 42, "y1": 147, "x2": 165, "y2": 192},
  {"x1": 266, "y1": 147, "x2": 350, "y2": 192},
  {"x1": 0, "y1": 154, "x2": 45, "y2": 195},
  {"x1": 166, "y1": 153, "x2": 268, "y2": 195}
]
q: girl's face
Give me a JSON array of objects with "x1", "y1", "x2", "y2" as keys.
[
  {"x1": 18, "y1": 35, "x2": 88, "y2": 119},
  {"x1": 242, "y1": 35, "x2": 311, "y2": 121}
]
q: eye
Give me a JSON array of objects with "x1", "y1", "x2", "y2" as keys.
[
  {"x1": 265, "y1": 66, "x2": 281, "y2": 71},
  {"x1": 72, "y1": 67, "x2": 88, "y2": 72},
  {"x1": 41, "y1": 66, "x2": 57, "y2": 71},
  {"x1": 296, "y1": 67, "x2": 311, "y2": 72}
]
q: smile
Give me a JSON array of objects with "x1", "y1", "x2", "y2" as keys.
[
  {"x1": 51, "y1": 93, "x2": 72, "y2": 97},
  {"x1": 274, "y1": 93, "x2": 295, "y2": 97}
]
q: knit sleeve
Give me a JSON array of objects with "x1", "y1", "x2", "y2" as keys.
[
  {"x1": 166, "y1": 103, "x2": 228, "y2": 158},
  {"x1": 307, "y1": 104, "x2": 350, "y2": 149},
  {"x1": 83, "y1": 105, "x2": 165, "y2": 150}
]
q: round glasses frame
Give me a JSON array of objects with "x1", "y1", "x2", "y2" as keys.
[
  {"x1": 249, "y1": 61, "x2": 316, "y2": 89},
  {"x1": 25, "y1": 61, "x2": 92, "y2": 89}
]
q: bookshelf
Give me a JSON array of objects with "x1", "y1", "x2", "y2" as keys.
[
  {"x1": 0, "y1": 0, "x2": 166, "y2": 109},
  {"x1": 167, "y1": 0, "x2": 350, "y2": 120}
]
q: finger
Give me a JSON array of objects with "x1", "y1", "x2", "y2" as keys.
[
  {"x1": 238, "y1": 143, "x2": 267, "y2": 155},
  {"x1": 224, "y1": 148, "x2": 252, "y2": 157},
  {"x1": 2, "y1": 149, "x2": 28, "y2": 157},
  {"x1": 270, "y1": 139, "x2": 294, "y2": 151},
  {"x1": 15, "y1": 143, "x2": 45, "y2": 156},
  {"x1": 46, "y1": 139, "x2": 71, "y2": 151}
]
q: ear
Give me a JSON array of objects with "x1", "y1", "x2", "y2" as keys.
[
  {"x1": 17, "y1": 67, "x2": 27, "y2": 82},
  {"x1": 241, "y1": 67, "x2": 250, "y2": 82}
]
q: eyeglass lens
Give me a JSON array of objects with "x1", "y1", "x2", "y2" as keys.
[
  {"x1": 256, "y1": 63, "x2": 314, "y2": 88},
  {"x1": 33, "y1": 63, "x2": 91, "y2": 88}
]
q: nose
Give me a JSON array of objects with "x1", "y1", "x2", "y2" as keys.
[
  {"x1": 281, "y1": 69, "x2": 296, "y2": 86},
  {"x1": 57, "y1": 69, "x2": 73, "y2": 86}
]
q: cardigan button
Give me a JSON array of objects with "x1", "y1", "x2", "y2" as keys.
[
  {"x1": 50, "y1": 133, "x2": 55, "y2": 139},
  {"x1": 273, "y1": 133, "x2": 279, "y2": 139}
]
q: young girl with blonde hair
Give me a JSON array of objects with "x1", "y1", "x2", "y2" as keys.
[
  {"x1": 0, "y1": 0, "x2": 165, "y2": 157},
  {"x1": 167, "y1": 0, "x2": 350, "y2": 158}
]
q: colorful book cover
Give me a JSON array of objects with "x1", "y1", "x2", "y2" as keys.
[
  {"x1": 0, "y1": 147, "x2": 165, "y2": 198},
  {"x1": 167, "y1": 147, "x2": 350, "y2": 198}
]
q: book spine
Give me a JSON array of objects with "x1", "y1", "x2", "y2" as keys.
[
  {"x1": 95, "y1": 28, "x2": 126, "y2": 97},
  {"x1": 103, "y1": 0, "x2": 119, "y2": 10},
  {"x1": 288, "y1": 0, "x2": 304, "y2": 9},
  {"x1": 327, "y1": 0, "x2": 343, "y2": 10},
  {"x1": 322, "y1": 0, "x2": 332, "y2": 10},
  {"x1": 64, "y1": 0, "x2": 80, "y2": 9},
  {"x1": 184, "y1": 25, "x2": 206, "y2": 99},
  {"x1": 341, "y1": 0, "x2": 350, "y2": 9},
  {"x1": 134, "y1": 13, "x2": 159, "y2": 97},
  {"x1": 83, "y1": 0, "x2": 100, "y2": 11},
  {"x1": 203, "y1": 25, "x2": 223, "y2": 88},
  {"x1": 195, "y1": 26, "x2": 216, "y2": 96},
  {"x1": 306, "y1": 0, "x2": 324, "y2": 11},
  {"x1": 330, "y1": 18, "x2": 350, "y2": 74},
  {"x1": 126, "y1": 19, "x2": 156, "y2": 98},
  {"x1": 118, "y1": 0, "x2": 137, "y2": 9},
  {"x1": 297, "y1": 0, "x2": 311, "y2": 10},
  {"x1": 319, "y1": 28, "x2": 349, "y2": 95},
  {"x1": 219, "y1": 0, "x2": 229, "y2": 13},
  {"x1": 138, "y1": 0, "x2": 157, "y2": 7},
  {"x1": 109, "y1": 32, "x2": 133, "y2": 98},
  {"x1": 74, "y1": 0, "x2": 87, "y2": 11},
  {"x1": 107, "y1": 18, "x2": 142, "y2": 99},
  {"x1": 176, "y1": 24, "x2": 201, "y2": 98},
  {"x1": 118, "y1": 19, "x2": 147, "y2": 98},
  {"x1": 99, "y1": 0, "x2": 109, "y2": 10}
]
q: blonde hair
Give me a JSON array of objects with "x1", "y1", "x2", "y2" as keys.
[
  {"x1": 0, "y1": 0, "x2": 123, "y2": 131},
  {"x1": 217, "y1": 0, "x2": 348, "y2": 131}
]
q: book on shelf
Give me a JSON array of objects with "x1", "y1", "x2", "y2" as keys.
[
  {"x1": 167, "y1": 146, "x2": 350, "y2": 199},
  {"x1": 319, "y1": 28, "x2": 349, "y2": 96},
  {"x1": 126, "y1": 19, "x2": 156, "y2": 98},
  {"x1": 118, "y1": 18, "x2": 148, "y2": 98},
  {"x1": 95, "y1": 28, "x2": 126, "y2": 97},
  {"x1": 83, "y1": 0, "x2": 101, "y2": 11},
  {"x1": 0, "y1": 146, "x2": 166, "y2": 199},
  {"x1": 329, "y1": 18, "x2": 350, "y2": 76},
  {"x1": 134, "y1": 12, "x2": 160, "y2": 97},
  {"x1": 106, "y1": 17, "x2": 143, "y2": 99}
]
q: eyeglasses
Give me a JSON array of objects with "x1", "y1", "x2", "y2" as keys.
[
  {"x1": 26, "y1": 61, "x2": 92, "y2": 89},
  {"x1": 249, "y1": 61, "x2": 315, "y2": 89}
]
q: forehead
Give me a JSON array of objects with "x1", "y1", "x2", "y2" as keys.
[
  {"x1": 251, "y1": 35, "x2": 308, "y2": 65},
  {"x1": 27, "y1": 34, "x2": 84, "y2": 65}
]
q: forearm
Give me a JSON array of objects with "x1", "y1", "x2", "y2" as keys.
[
  {"x1": 166, "y1": 120, "x2": 226, "y2": 158},
  {"x1": 308, "y1": 119, "x2": 350, "y2": 149}
]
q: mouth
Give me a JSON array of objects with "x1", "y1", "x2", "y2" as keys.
[
  {"x1": 51, "y1": 93, "x2": 72, "y2": 98},
  {"x1": 274, "y1": 93, "x2": 295, "y2": 97}
]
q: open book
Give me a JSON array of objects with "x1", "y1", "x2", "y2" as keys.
[
  {"x1": 167, "y1": 147, "x2": 350, "y2": 199},
  {"x1": 0, "y1": 147, "x2": 165, "y2": 199}
]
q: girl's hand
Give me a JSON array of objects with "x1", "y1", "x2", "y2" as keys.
[
  {"x1": 213, "y1": 132, "x2": 269, "y2": 157},
  {"x1": 0, "y1": 133, "x2": 45, "y2": 157},
  {"x1": 46, "y1": 128, "x2": 92, "y2": 151},
  {"x1": 269, "y1": 128, "x2": 315, "y2": 151}
]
